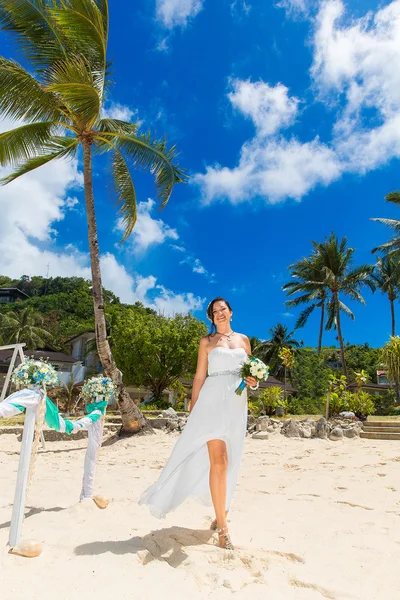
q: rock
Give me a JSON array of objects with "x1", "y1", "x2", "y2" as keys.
[
  {"x1": 161, "y1": 408, "x2": 178, "y2": 419},
  {"x1": 339, "y1": 411, "x2": 355, "y2": 419},
  {"x1": 343, "y1": 427, "x2": 359, "y2": 438},
  {"x1": 267, "y1": 426, "x2": 275, "y2": 433},
  {"x1": 299, "y1": 425, "x2": 312, "y2": 438},
  {"x1": 252, "y1": 432, "x2": 269, "y2": 440},
  {"x1": 329, "y1": 427, "x2": 344, "y2": 441},
  {"x1": 315, "y1": 417, "x2": 329, "y2": 439},
  {"x1": 282, "y1": 420, "x2": 300, "y2": 438},
  {"x1": 257, "y1": 418, "x2": 271, "y2": 432}
]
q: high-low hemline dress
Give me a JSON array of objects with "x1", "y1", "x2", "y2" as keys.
[{"x1": 139, "y1": 346, "x2": 248, "y2": 519}]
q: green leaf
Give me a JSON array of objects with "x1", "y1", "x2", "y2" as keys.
[
  {"x1": 0, "y1": 57, "x2": 62, "y2": 122},
  {"x1": 0, "y1": 121, "x2": 57, "y2": 167},
  {"x1": 0, "y1": 136, "x2": 78, "y2": 184},
  {"x1": 111, "y1": 149, "x2": 137, "y2": 243}
]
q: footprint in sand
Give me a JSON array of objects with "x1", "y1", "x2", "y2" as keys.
[
  {"x1": 289, "y1": 577, "x2": 336, "y2": 599},
  {"x1": 334, "y1": 486, "x2": 347, "y2": 490},
  {"x1": 336, "y1": 501, "x2": 373, "y2": 511}
]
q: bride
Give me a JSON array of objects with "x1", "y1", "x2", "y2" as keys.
[{"x1": 139, "y1": 297, "x2": 258, "y2": 550}]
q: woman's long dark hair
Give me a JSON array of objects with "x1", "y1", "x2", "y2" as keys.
[{"x1": 206, "y1": 297, "x2": 233, "y2": 338}]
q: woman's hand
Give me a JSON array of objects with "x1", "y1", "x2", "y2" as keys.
[{"x1": 245, "y1": 376, "x2": 258, "y2": 388}]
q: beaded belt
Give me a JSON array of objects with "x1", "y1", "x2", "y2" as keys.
[{"x1": 209, "y1": 369, "x2": 241, "y2": 377}]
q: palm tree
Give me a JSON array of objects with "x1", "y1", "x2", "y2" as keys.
[
  {"x1": 313, "y1": 233, "x2": 375, "y2": 378},
  {"x1": 0, "y1": 307, "x2": 52, "y2": 350},
  {"x1": 260, "y1": 323, "x2": 300, "y2": 377},
  {"x1": 372, "y1": 256, "x2": 400, "y2": 336},
  {"x1": 0, "y1": 1, "x2": 186, "y2": 434},
  {"x1": 283, "y1": 254, "x2": 328, "y2": 354},
  {"x1": 372, "y1": 191, "x2": 400, "y2": 255}
]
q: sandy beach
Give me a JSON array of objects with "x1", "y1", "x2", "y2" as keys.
[{"x1": 1, "y1": 430, "x2": 400, "y2": 600}]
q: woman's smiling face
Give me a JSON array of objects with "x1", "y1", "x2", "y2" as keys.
[{"x1": 212, "y1": 300, "x2": 232, "y2": 327}]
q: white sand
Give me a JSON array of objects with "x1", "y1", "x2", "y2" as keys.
[{"x1": 1, "y1": 430, "x2": 400, "y2": 600}]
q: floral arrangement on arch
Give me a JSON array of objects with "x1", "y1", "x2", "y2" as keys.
[
  {"x1": 11, "y1": 358, "x2": 59, "y2": 389},
  {"x1": 82, "y1": 375, "x2": 116, "y2": 402}
]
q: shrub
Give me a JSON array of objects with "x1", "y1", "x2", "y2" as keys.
[
  {"x1": 175, "y1": 401, "x2": 185, "y2": 411},
  {"x1": 288, "y1": 396, "x2": 323, "y2": 415},
  {"x1": 248, "y1": 400, "x2": 262, "y2": 418},
  {"x1": 258, "y1": 386, "x2": 284, "y2": 415},
  {"x1": 343, "y1": 391, "x2": 376, "y2": 418},
  {"x1": 373, "y1": 392, "x2": 395, "y2": 416}
]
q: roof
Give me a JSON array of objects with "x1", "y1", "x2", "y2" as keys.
[
  {"x1": 0, "y1": 349, "x2": 77, "y2": 364},
  {"x1": 260, "y1": 375, "x2": 297, "y2": 394},
  {"x1": 0, "y1": 287, "x2": 29, "y2": 298},
  {"x1": 64, "y1": 331, "x2": 95, "y2": 343},
  {"x1": 347, "y1": 381, "x2": 392, "y2": 390}
]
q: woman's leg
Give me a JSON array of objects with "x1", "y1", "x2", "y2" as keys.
[{"x1": 207, "y1": 439, "x2": 233, "y2": 548}]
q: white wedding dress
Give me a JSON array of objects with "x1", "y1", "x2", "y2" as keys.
[{"x1": 139, "y1": 346, "x2": 248, "y2": 519}]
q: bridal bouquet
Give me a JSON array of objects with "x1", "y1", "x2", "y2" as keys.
[
  {"x1": 235, "y1": 355, "x2": 269, "y2": 396},
  {"x1": 82, "y1": 375, "x2": 116, "y2": 402},
  {"x1": 11, "y1": 358, "x2": 59, "y2": 389}
]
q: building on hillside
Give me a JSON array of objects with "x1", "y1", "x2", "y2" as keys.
[
  {"x1": 66, "y1": 332, "x2": 101, "y2": 381},
  {"x1": 0, "y1": 288, "x2": 30, "y2": 304}
]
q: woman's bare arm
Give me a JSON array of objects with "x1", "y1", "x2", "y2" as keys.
[{"x1": 189, "y1": 337, "x2": 209, "y2": 413}]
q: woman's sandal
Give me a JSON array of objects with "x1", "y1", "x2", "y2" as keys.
[{"x1": 217, "y1": 526, "x2": 234, "y2": 550}]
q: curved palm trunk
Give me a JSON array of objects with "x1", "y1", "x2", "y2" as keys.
[
  {"x1": 318, "y1": 300, "x2": 325, "y2": 354},
  {"x1": 334, "y1": 291, "x2": 348, "y2": 378},
  {"x1": 82, "y1": 140, "x2": 152, "y2": 435}
]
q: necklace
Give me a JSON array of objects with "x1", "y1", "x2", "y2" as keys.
[{"x1": 217, "y1": 330, "x2": 235, "y2": 342}]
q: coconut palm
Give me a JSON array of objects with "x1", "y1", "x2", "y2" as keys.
[
  {"x1": 0, "y1": 307, "x2": 52, "y2": 350},
  {"x1": 371, "y1": 191, "x2": 400, "y2": 256},
  {"x1": 312, "y1": 233, "x2": 375, "y2": 378},
  {"x1": 0, "y1": 1, "x2": 186, "y2": 433},
  {"x1": 372, "y1": 256, "x2": 400, "y2": 336},
  {"x1": 260, "y1": 323, "x2": 300, "y2": 377},
  {"x1": 283, "y1": 254, "x2": 329, "y2": 354},
  {"x1": 381, "y1": 336, "x2": 400, "y2": 404}
]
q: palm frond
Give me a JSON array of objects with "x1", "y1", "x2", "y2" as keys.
[
  {"x1": 0, "y1": 121, "x2": 57, "y2": 167},
  {"x1": 50, "y1": 0, "x2": 107, "y2": 77},
  {"x1": 371, "y1": 217, "x2": 400, "y2": 232},
  {"x1": 385, "y1": 191, "x2": 400, "y2": 205},
  {"x1": 0, "y1": 0, "x2": 68, "y2": 69},
  {"x1": 295, "y1": 305, "x2": 315, "y2": 330},
  {"x1": 0, "y1": 136, "x2": 78, "y2": 184},
  {"x1": 98, "y1": 130, "x2": 187, "y2": 206},
  {"x1": 111, "y1": 148, "x2": 137, "y2": 243},
  {"x1": 44, "y1": 55, "x2": 101, "y2": 126},
  {"x1": 97, "y1": 118, "x2": 138, "y2": 135},
  {"x1": 0, "y1": 56, "x2": 62, "y2": 122}
]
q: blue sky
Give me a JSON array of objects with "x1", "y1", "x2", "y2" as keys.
[{"x1": 1, "y1": 0, "x2": 400, "y2": 348}]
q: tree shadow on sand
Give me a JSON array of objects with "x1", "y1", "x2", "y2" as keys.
[{"x1": 74, "y1": 526, "x2": 215, "y2": 568}]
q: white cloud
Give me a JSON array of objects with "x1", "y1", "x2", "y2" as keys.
[
  {"x1": 118, "y1": 198, "x2": 178, "y2": 254},
  {"x1": 156, "y1": 0, "x2": 203, "y2": 28},
  {"x1": 152, "y1": 285, "x2": 205, "y2": 315},
  {"x1": 102, "y1": 102, "x2": 137, "y2": 122},
  {"x1": 228, "y1": 79, "x2": 299, "y2": 137},
  {"x1": 276, "y1": 0, "x2": 312, "y2": 19},
  {"x1": 171, "y1": 244, "x2": 185, "y2": 252},
  {"x1": 195, "y1": 1, "x2": 400, "y2": 205},
  {"x1": 194, "y1": 134, "x2": 341, "y2": 204},
  {"x1": 180, "y1": 255, "x2": 208, "y2": 276}
]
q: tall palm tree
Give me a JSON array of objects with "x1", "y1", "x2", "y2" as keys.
[
  {"x1": 372, "y1": 257, "x2": 400, "y2": 336},
  {"x1": 0, "y1": 307, "x2": 52, "y2": 350},
  {"x1": 372, "y1": 191, "x2": 400, "y2": 255},
  {"x1": 0, "y1": 1, "x2": 186, "y2": 434},
  {"x1": 313, "y1": 233, "x2": 375, "y2": 378},
  {"x1": 283, "y1": 254, "x2": 329, "y2": 354},
  {"x1": 260, "y1": 323, "x2": 300, "y2": 377}
]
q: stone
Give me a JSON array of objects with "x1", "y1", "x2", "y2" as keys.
[
  {"x1": 258, "y1": 419, "x2": 270, "y2": 432},
  {"x1": 315, "y1": 417, "x2": 329, "y2": 439},
  {"x1": 339, "y1": 411, "x2": 355, "y2": 419},
  {"x1": 343, "y1": 427, "x2": 359, "y2": 438},
  {"x1": 299, "y1": 425, "x2": 312, "y2": 438},
  {"x1": 252, "y1": 432, "x2": 269, "y2": 440},
  {"x1": 283, "y1": 420, "x2": 300, "y2": 438},
  {"x1": 329, "y1": 427, "x2": 344, "y2": 441},
  {"x1": 161, "y1": 408, "x2": 178, "y2": 419}
]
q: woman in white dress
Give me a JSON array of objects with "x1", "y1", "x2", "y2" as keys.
[{"x1": 139, "y1": 297, "x2": 258, "y2": 550}]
